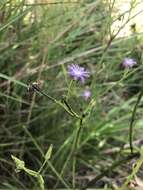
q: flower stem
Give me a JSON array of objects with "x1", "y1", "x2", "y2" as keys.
[
  {"x1": 72, "y1": 115, "x2": 84, "y2": 189},
  {"x1": 31, "y1": 83, "x2": 80, "y2": 118},
  {"x1": 54, "y1": 114, "x2": 84, "y2": 189}
]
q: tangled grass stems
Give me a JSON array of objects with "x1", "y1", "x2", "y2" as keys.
[{"x1": 81, "y1": 152, "x2": 140, "y2": 190}]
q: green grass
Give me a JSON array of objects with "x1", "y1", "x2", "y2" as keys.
[{"x1": 0, "y1": 0, "x2": 143, "y2": 189}]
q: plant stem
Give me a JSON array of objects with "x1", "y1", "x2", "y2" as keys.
[
  {"x1": 72, "y1": 115, "x2": 84, "y2": 189},
  {"x1": 54, "y1": 115, "x2": 84, "y2": 189},
  {"x1": 31, "y1": 84, "x2": 80, "y2": 118},
  {"x1": 66, "y1": 79, "x2": 74, "y2": 101},
  {"x1": 38, "y1": 159, "x2": 47, "y2": 174},
  {"x1": 129, "y1": 90, "x2": 143, "y2": 154},
  {"x1": 62, "y1": 98, "x2": 80, "y2": 119}
]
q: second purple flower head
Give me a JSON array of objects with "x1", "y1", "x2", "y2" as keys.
[
  {"x1": 122, "y1": 58, "x2": 137, "y2": 68},
  {"x1": 68, "y1": 64, "x2": 90, "y2": 83},
  {"x1": 82, "y1": 89, "x2": 91, "y2": 100}
]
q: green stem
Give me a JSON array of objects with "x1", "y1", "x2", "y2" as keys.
[
  {"x1": 72, "y1": 156, "x2": 76, "y2": 189},
  {"x1": 38, "y1": 159, "x2": 47, "y2": 174},
  {"x1": 129, "y1": 90, "x2": 143, "y2": 154},
  {"x1": 31, "y1": 84, "x2": 80, "y2": 118},
  {"x1": 71, "y1": 115, "x2": 84, "y2": 189},
  {"x1": 62, "y1": 98, "x2": 80, "y2": 118},
  {"x1": 66, "y1": 80, "x2": 74, "y2": 101},
  {"x1": 54, "y1": 115, "x2": 84, "y2": 189}
]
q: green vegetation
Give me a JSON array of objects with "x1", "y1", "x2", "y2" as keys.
[{"x1": 1, "y1": 0, "x2": 143, "y2": 189}]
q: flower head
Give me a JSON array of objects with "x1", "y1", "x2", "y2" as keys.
[
  {"x1": 82, "y1": 89, "x2": 91, "y2": 100},
  {"x1": 68, "y1": 64, "x2": 90, "y2": 83},
  {"x1": 122, "y1": 58, "x2": 137, "y2": 68}
]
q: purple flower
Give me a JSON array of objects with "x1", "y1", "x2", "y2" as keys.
[
  {"x1": 82, "y1": 89, "x2": 91, "y2": 100},
  {"x1": 122, "y1": 58, "x2": 137, "y2": 68},
  {"x1": 68, "y1": 64, "x2": 90, "y2": 83}
]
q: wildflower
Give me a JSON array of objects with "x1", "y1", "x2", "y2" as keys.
[
  {"x1": 68, "y1": 64, "x2": 90, "y2": 83},
  {"x1": 82, "y1": 89, "x2": 91, "y2": 100},
  {"x1": 122, "y1": 58, "x2": 137, "y2": 68}
]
